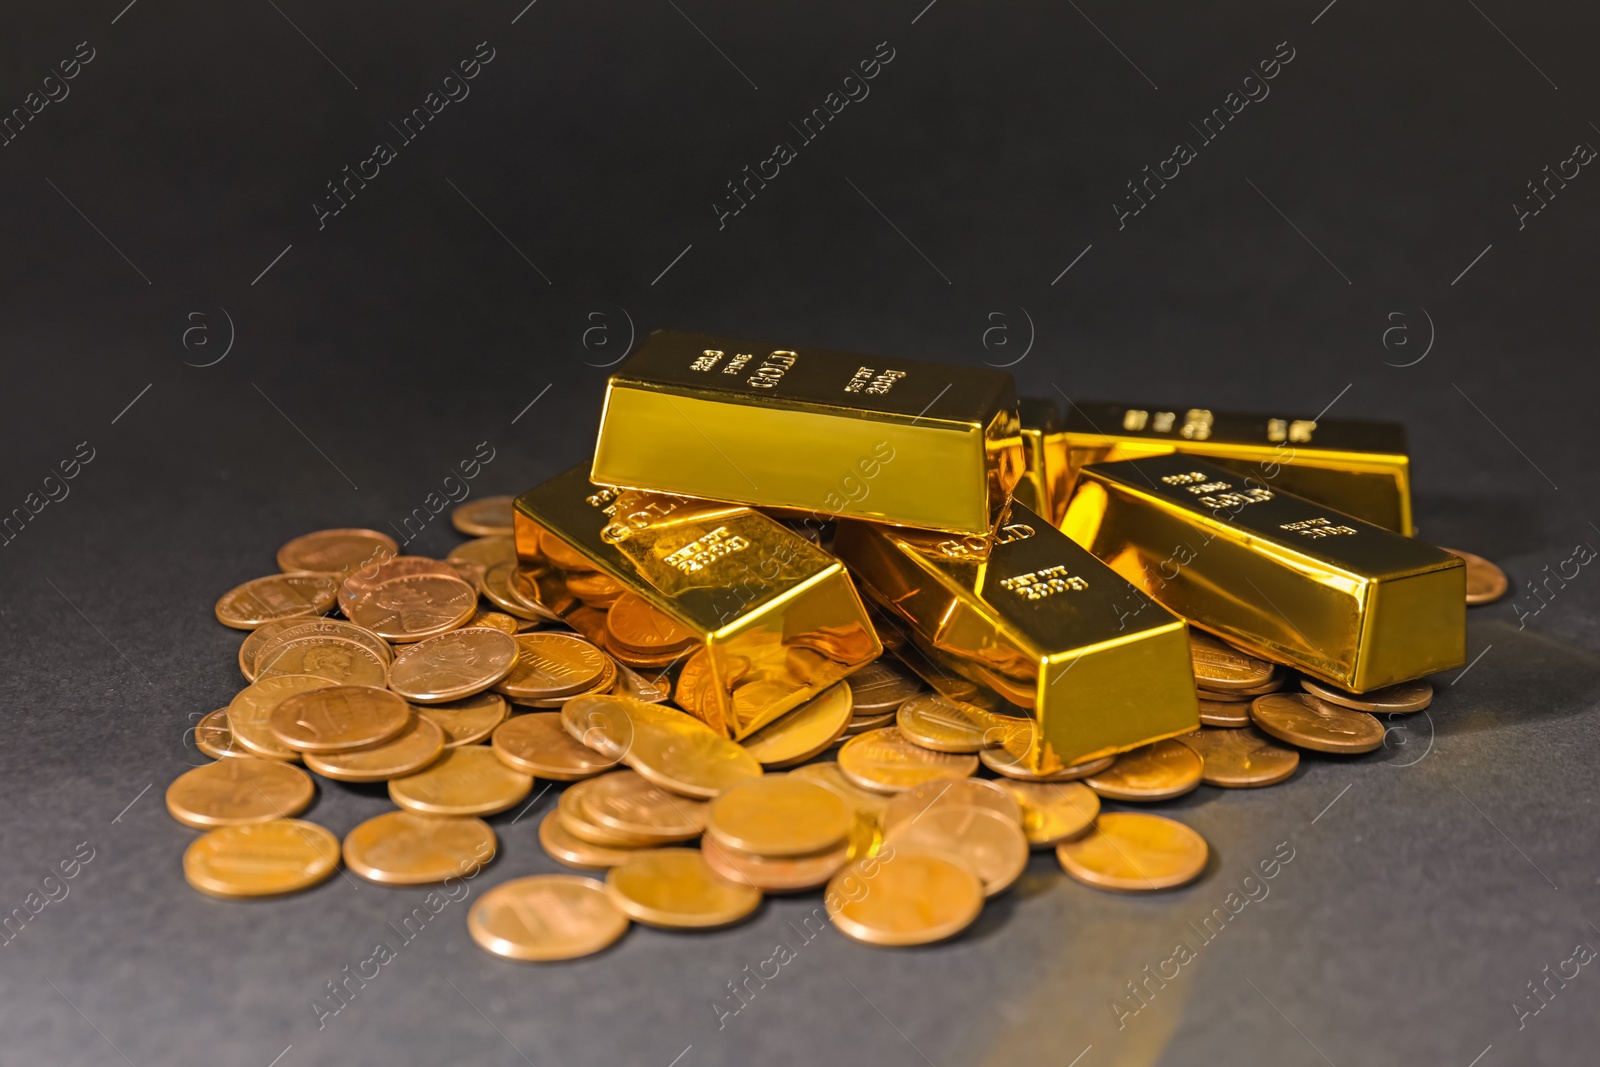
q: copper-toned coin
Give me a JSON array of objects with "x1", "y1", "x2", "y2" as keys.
[
  {"x1": 706, "y1": 776, "x2": 852, "y2": 857},
  {"x1": 990, "y1": 780, "x2": 1099, "y2": 847},
  {"x1": 577, "y1": 770, "x2": 708, "y2": 840},
  {"x1": 882, "y1": 777, "x2": 1022, "y2": 834},
  {"x1": 276, "y1": 528, "x2": 397, "y2": 576},
  {"x1": 826, "y1": 850, "x2": 983, "y2": 947},
  {"x1": 1189, "y1": 632, "x2": 1275, "y2": 690},
  {"x1": 560, "y1": 693, "x2": 652, "y2": 761},
  {"x1": 389, "y1": 745, "x2": 533, "y2": 816},
  {"x1": 303, "y1": 713, "x2": 446, "y2": 782},
  {"x1": 342, "y1": 810, "x2": 496, "y2": 885},
  {"x1": 837, "y1": 727, "x2": 979, "y2": 795},
  {"x1": 227, "y1": 674, "x2": 335, "y2": 759},
  {"x1": 349, "y1": 573, "x2": 477, "y2": 642},
  {"x1": 254, "y1": 618, "x2": 392, "y2": 672},
  {"x1": 791, "y1": 761, "x2": 891, "y2": 819},
  {"x1": 539, "y1": 810, "x2": 641, "y2": 869},
  {"x1": 625, "y1": 710, "x2": 765, "y2": 800},
  {"x1": 1199, "y1": 697, "x2": 1252, "y2": 727},
  {"x1": 255, "y1": 635, "x2": 389, "y2": 688},
  {"x1": 558, "y1": 783, "x2": 664, "y2": 848},
  {"x1": 1177, "y1": 726, "x2": 1300, "y2": 788},
  {"x1": 604, "y1": 593, "x2": 696, "y2": 655},
  {"x1": 388, "y1": 627, "x2": 518, "y2": 703},
  {"x1": 451, "y1": 495, "x2": 516, "y2": 537},
  {"x1": 496, "y1": 632, "x2": 612, "y2": 702},
  {"x1": 567, "y1": 570, "x2": 625, "y2": 608},
  {"x1": 1250, "y1": 692, "x2": 1386, "y2": 754},
  {"x1": 237, "y1": 619, "x2": 298, "y2": 682},
  {"x1": 338, "y1": 556, "x2": 459, "y2": 618},
  {"x1": 883, "y1": 805, "x2": 1029, "y2": 897},
  {"x1": 977, "y1": 736, "x2": 1114, "y2": 782},
  {"x1": 738, "y1": 683, "x2": 853, "y2": 767},
  {"x1": 1057, "y1": 812, "x2": 1208, "y2": 892},
  {"x1": 1228, "y1": 669, "x2": 1290, "y2": 697},
  {"x1": 184, "y1": 820, "x2": 340, "y2": 898},
  {"x1": 470, "y1": 875, "x2": 630, "y2": 961},
  {"x1": 702, "y1": 836, "x2": 850, "y2": 893},
  {"x1": 1441, "y1": 546, "x2": 1509, "y2": 605},
  {"x1": 268, "y1": 685, "x2": 410, "y2": 753},
  {"x1": 493, "y1": 712, "x2": 617, "y2": 780},
  {"x1": 1195, "y1": 687, "x2": 1252, "y2": 703},
  {"x1": 846, "y1": 658, "x2": 926, "y2": 713},
  {"x1": 895, "y1": 694, "x2": 994, "y2": 753},
  {"x1": 214, "y1": 573, "x2": 339, "y2": 630},
  {"x1": 610, "y1": 662, "x2": 673, "y2": 704},
  {"x1": 449, "y1": 535, "x2": 517, "y2": 574},
  {"x1": 165, "y1": 758, "x2": 315, "y2": 829},
  {"x1": 842, "y1": 710, "x2": 898, "y2": 737},
  {"x1": 605, "y1": 849, "x2": 761, "y2": 930},
  {"x1": 414, "y1": 691, "x2": 509, "y2": 747},
  {"x1": 539, "y1": 529, "x2": 600, "y2": 572},
  {"x1": 467, "y1": 610, "x2": 521, "y2": 636},
  {"x1": 1084, "y1": 740, "x2": 1204, "y2": 802},
  {"x1": 194, "y1": 709, "x2": 251, "y2": 760},
  {"x1": 1301, "y1": 677, "x2": 1434, "y2": 715},
  {"x1": 481, "y1": 561, "x2": 555, "y2": 622}
]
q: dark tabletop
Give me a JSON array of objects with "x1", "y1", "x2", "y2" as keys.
[{"x1": 3, "y1": 2, "x2": 1598, "y2": 1065}]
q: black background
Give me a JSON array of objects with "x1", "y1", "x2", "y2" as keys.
[{"x1": 2, "y1": 2, "x2": 1598, "y2": 1064}]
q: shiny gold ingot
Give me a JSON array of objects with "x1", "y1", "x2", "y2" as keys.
[
  {"x1": 1014, "y1": 396, "x2": 1072, "y2": 524},
  {"x1": 1052, "y1": 400, "x2": 1414, "y2": 533},
  {"x1": 1061, "y1": 455, "x2": 1466, "y2": 691},
  {"x1": 514, "y1": 465, "x2": 881, "y2": 739},
  {"x1": 834, "y1": 502, "x2": 1199, "y2": 771},
  {"x1": 592, "y1": 329, "x2": 1024, "y2": 536}
]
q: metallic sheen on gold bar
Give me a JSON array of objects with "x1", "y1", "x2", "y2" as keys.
[
  {"x1": 833, "y1": 503, "x2": 1199, "y2": 770},
  {"x1": 514, "y1": 465, "x2": 881, "y2": 739},
  {"x1": 1054, "y1": 400, "x2": 1414, "y2": 533},
  {"x1": 592, "y1": 329, "x2": 1024, "y2": 536},
  {"x1": 1014, "y1": 397, "x2": 1071, "y2": 527},
  {"x1": 1060, "y1": 455, "x2": 1464, "y2": 692}
]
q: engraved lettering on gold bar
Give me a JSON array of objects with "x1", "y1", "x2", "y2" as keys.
[
  {"x1": 999, "y1": 565, "x2": 1089, "y2": 600},
  {"x1": 663, "y1": 526, "x2": 751, "y2": 573}
]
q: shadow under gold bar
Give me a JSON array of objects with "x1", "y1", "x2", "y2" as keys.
[
  {"x1": 833, "y1": 503, "x2": 1199, "y2": 770},
  {"x1": 1060, "y1": 454, "x2": 1464, "y2": 692},
  {"x1": 592, "y1": 329, "x2": 1024, "y2": 537},
  {"x1": 514, "y1": 465, "x2": 881, "y2": 740},
  {"x1": 1051, "y1": 400, "x2": 1413, "y2": 534}
]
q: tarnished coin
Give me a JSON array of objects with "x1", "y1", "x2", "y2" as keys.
[
  {"x1": 276, "y1": 528, "x2": 397, "y2": 575},
  {"x1": 1199, "y1": 697, "x2": 1252, "y2": 728},
  {"x1": 881, "y1": 777, "x2": 1022, "y2": 835},
  {"x1": 990, "y1": 780, "x2": 1099, "y2": 848},
  {"x1": 702, "y1": 836, "x2": 850, "y2": 893},
  {"x1": 1301, "y1": 677, "x2": 1434, "y2": 715},
  {"x1": 237, "y1": 619, "x2": 298, "y2": 682},
  {"x1": 471, "y1": 875, "x2": 630, "y2": 961},
  {"x1": 895, "y1": 694, "x2": 993, "y2": 753},
  {"x1": 604, "y1": 593, "x2": 696, "y2": 655},
  {"x1": 497, "y1": 632, "x2": 612, "y2": 702},
  {"x1": 884, "y1": 805, "x2": 1029, "y2": 896},
  {"x1": 1441, "y1": 547, "x2": 1509, "y2": 605},
  {"x1": 539, "y1": 810, "x2": 641, "y2": 869},
  {"x1": 577, "y1": 771, "x2": 707, "y2": 841},
  {"x1": 625, "y1": 712, "x2": 765, "y2": 799},
  {"x1": 1250, "y1": 693, "x2": 1386, "y2": 754},
  {"x1": 738, "y1": 683, "x2": 853, "y2": 767},
  {"x1": 184, "y1": 820, "x2": 340, "y2": 898},
  {"x1": 467, "y1": 610, "x2": 521, "y2": 636},
  {"x1": 451, "y1": 495, "x2": 516, "y2": 537},
  {"x1": 166, "y1": 758, "x2": 315, "y2": 829},
  {"x1": 414, "y1": 692, "x2": 509, "y2": 747},
  {"x1": 448, "y1": 535, "x2": 517, "y2": 574},
  {"x1": 227, "y1": 674, "x2": 337, "y2": 759},
  {"x1": 1189, "y1": 632, "x2": 1275, "y2": 690},
  {"x1": 302, "y1": 714, "x2": 445, "y2": 782},
  {"x1": 338, "y1": 556, "x2": 460, "y2": 618},
  {"x1": 194, "y1": 709, "x2": 251, "y2": 760},
  {"x1": 1058, "y1": 812, "x2": 1208, "y2": 892},
  {"x1": 255, "y1": 635, "x2": 389, "y2": 688},
  {"x1": 826, "y1": 849, "x2": 984, "y2": 947},
  {"x1": 846, "y1": 658, "x2": 926, "y2": 713},
  {"x1": 349, "y1": 574, "x2": 477, "y2": 642},
  {"x1": 838, "y1": 728, "x2": 978, "y2": 795},
  {"x1": 214, "y1": 573, "x2": 339, "y2": 630},
  {"x1": 707, "y1": 776, "x2": 852, "y2": 857},
  {"x1": 1176, "y1": 726, "x2": 1300, "y2": 788},
  {"x1": 605, "y1": 849, "x2": 761, "y2": 930},
  {"x1": 254, "y1": 618, "x2": 392, "y2": 672},
  {"x1": 388, "y1": 627, "x2": 519, "y2": 703},
  {"x1": 389, "y1": 745, "x2": 533, "y2": 816},
  {"x1": 1085, "y1": 740, "x2": 1204, "y2": 801},
  {"x1": 268, "y1": 685, "x2": 410, "y2": 753},
  {"x1": 493, "y1": 712, "x2": 616, "y2": 780},
  {"x1": 343, "y1": 810, "x2": 496, "y2": 885}
]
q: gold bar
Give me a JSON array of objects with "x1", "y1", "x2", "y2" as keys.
[
  {"x1": 592, "y1": 329, "x2": 1024, "y2": 536},
  {"x1": 513, "y1": 465, "x2": 881, "y2": 739},
  {"x1": 1060, "y1": 454, "x2": 1465, "y2": 692},
  {"x1": 1014, "y1": 397, "x2": 1072, "y2": 526},
  {"x1": 833, "y1": 503, "x2": 1199, "y2": 770},
  {"x1": 1054, "y1": 400, "x2": 1414, "y2": 533}
]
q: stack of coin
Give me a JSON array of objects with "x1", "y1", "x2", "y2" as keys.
[{"x1": 1189, "y1": 633, "x2": 1289, "y2": 728}]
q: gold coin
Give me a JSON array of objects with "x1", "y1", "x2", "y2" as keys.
[
  {"x1": 539, "y1": 810, "x2": 642, "y2": 869},
  {"x1": 342, "y1": 810, "x2": 496, "y2": 885},
  {"x1": 268, "y1": 684, "x2": 410, "y2": 753},
  {"x1": 837, "y1": 727, "x2": 979, "y2": 794},
  {"x1": 978, "y1": 746, "x2": 1113, "y2": 782},
  {"x1": 451, "y1": 495, "x2": 516, "y2": 537},
  {"x1": 846, "y1": 658, "x2": 926, "y2": 714},
  {"x1": 1229, "y1": 669, "x2": 1290, "y2": 697},
  {"x1": 165, "y1": 758, "x2": 315, "y2": 829},
  {"x1": 610, "y1": 662, "x2": 673, "y2": 704},
  {"x1": 738, "y1": 683, "x2": 853, "y2": 767},
  {"x1": 470, "y1": 875, "x2": 630, "y2": 961},
  {"x1": 1301, "y1": 677, "x2": 1434, "y2": 715},
  {"x1": 184, "y1": 819, "x2": 340, "y2": 898},
  {"x1": 882, "y1": 777, "x2": 1022, "y2": 835},
  {"x1": 493, "y1": 712, "x2": 616, "y2": 780},
  {"x1": 791, "y1": 760, "x2": 891, "y2": 818},
  {"x1": 467, "y1": 610, "x2": 521, "y2": 636},
  {"x1": 497, "y1": 632, "x2": 612, "y2": 702},
  {"x1": 194, "y1": 709, "x2": 251, "y2": 760},
  {"x1": 1199, "y1": 697, "x2": 1252, "y2": 727},
  {"x1": 1084, "y1": 739, "x2": 1204, "y2": 801},
  {"x1": 558, "y1": 786, "x2": 661, "y2": 848},
  {"x1": 1251, "y1": 692, "x2": 1386, "y2": 754},
  {"x1": 389, "y1": 745, "x2": 533, "y2": 816},
  {"x1": 480, "y1": 561, "x2": 545, "y2": 621},
  {"x1": 990, "y1": 780, "x2": 1100, "y2": 847},
  {"x1": 1189, "y1": 632, "x2": 1275, "y2": 690},
  {"x1": 303, "y1": 713, "x2": 446, "y2": 782},
  {"x1": 227, "y1": 674, "x2": 335, "y2": 759},
  {"x1": 604, "y1": 849, "x2": 761, "y2": 930},
  {"x1": 388, "y1": 627, "x2": 519, "y2": 703},
  {"x1": 1057, "y1": 812, "x2": 1208, "y2": 892},
  {"x1": 349, "y1": 573, "x2": 477, "y2": 642},
  {"x1": 276, "y1": 528, "x2": 397, "y2": 575},
  {"x1": 702, "y1": 836, "x2": 850, "y2": 893},
  {"x1": 842, "y1": 711, "x2": 898, "y2": 737},
  {"x1": 254, "y1": 618, "x2": 393, "y2": 673},
  {"x1": 826, "y1": 849, "x2": 983, "y2": 946},
  {"x1": 255, "y1": 635, "x2": 389, "y2": 688},
  {"x1": 414, "y1": 691, "x2": 509, "y2": 747},
  {"x1": 560, "y1": 693, "x2": 648, "y2": 761},
  {"x1": 1176, "y1": 726, "x2": 1300, "y2": 788},
  {"x1": 1441, "y1": 546, "x2": 1508, "y2": 605},
  {"x1": 214, "y1": 573, "x2": 339, "y2": 630},
  {"x1": 448, "y1": 534, "x2": 517, "y2": 573},
  {"x1": 883, "y1": 805, "x2": 1029, "y2": 896},
  {"x1": 567, "y1": 570, "x2": 625, "y2": 608},
  {"x1": 338, "y1": 556, "x2": 461, "y2": 617},
  {"x1": 625, "y1": 711, "x2": 765, "y2": 799},
  {"x1": 237, "y1": 619, "x2": 298, "y2": 681},
  {"x1": 604, "y1": 593, "x2": 696, "y2": 655},
  {"x1": 706, "y1": 776, "x2": 851, "y2": 857},
  {"x1": 577, "y1": 770, "x2": 707, "y2": 840},
  {"x1": 895, "y1": 694, "x2": 994, "y2": 753}
]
